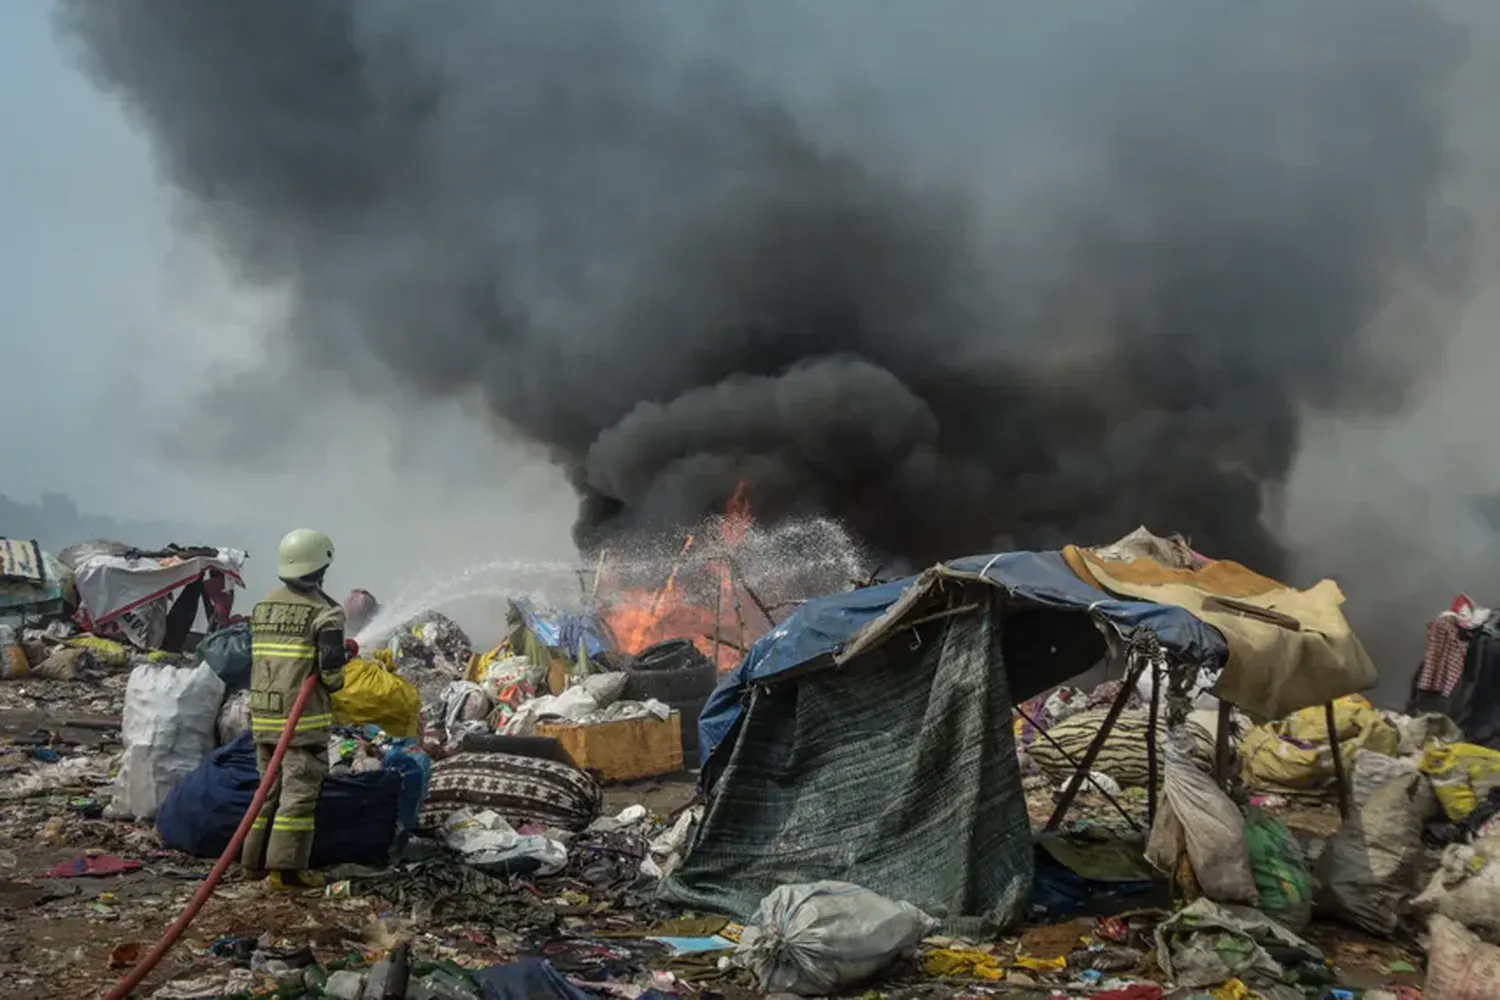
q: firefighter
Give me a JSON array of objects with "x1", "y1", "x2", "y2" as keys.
[{"x1": 241, "y1": 528, "x2": 350, "y2": 891}]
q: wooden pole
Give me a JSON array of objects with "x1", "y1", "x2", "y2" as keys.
[
  {"x1": 1046, "y1": 656, "x2": 1148, "y2": 830},
  {"x1": 590, "y1": 549, "x2": 608, "y2": 600},
  {"x1": 1146, "y1": 657, "x2": 1161, "y2": 829},
  {"x1": 712, "y1": 561, "x2": 725, "y2": 668},
  {"x1": 1214, "y1": 700, "x2": 1234, "y2": 785},
  {"x1": 1326, "y1": 700, "x2": 1351, "y2": 820},
  {"x1": 727, "y1": 554, "x2": 775, "y2": 626}
]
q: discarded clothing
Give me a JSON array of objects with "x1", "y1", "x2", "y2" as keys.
[{"x1": 1418, "y1": 614, "x2": 1471, "y2": 697}]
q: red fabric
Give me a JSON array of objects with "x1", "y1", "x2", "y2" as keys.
[
  {"x1": 203, "y1": 571, "x2": 236, "y2": 629},
  {"x1": 1417, "y1": 614, "x2": 1469, "y2": 696},
  {"x1": 42, "y1": 854, "x2": 142, "y2": 878},
  {"x1": 1092, "y1": 986, "x2": 1163, "y2": 1000},
  {"x1": 1094, "y1": 915, "x2": 1130, "y2": 942}
]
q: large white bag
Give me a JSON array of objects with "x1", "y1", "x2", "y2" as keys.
[
  {"x1": 1412, "y1": 837, "x2": 1500, "y2": 943},
  {"x1": 107, "y1": 662, "x2": 225, "y2": 820},
  {"x1": 1146, "y1": 736, "x2": 1258, "y2": 904},
  {"x1": 734, "y1": 881, "x2": 936, "y2": 996},
  {"x1": 1426, "y1": 915, "x2": 1500, "y2": 1000}
]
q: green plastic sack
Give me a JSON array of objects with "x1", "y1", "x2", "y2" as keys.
[{"x1": 1244, "y1": 807, "x2": 1313, "y2": 931}]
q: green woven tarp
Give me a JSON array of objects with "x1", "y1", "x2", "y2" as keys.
[{"x1": 658, "y1": 592, "x2": 1033, "y2": 934}]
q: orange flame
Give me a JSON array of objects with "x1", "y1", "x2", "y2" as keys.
[{"x1": 597, "y1": 482, "x2": 764, "y2": 671}]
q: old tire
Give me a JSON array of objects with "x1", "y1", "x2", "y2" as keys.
[
  {"x1": 632, "y1": 638, "x2": 707, "y2": 673},
  {"x1": 622, "y1": 658, "x2": 716, "y2": 704},
  {"x1": 621, "y1": 650, "x2": 717, "y2": 767}
]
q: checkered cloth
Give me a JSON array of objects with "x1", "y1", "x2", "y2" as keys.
[{"x1": 1416, "y1": 614, "x2": 1469, "y2": 697}]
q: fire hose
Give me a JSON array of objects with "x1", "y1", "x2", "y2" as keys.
[{"x1": 102, "y1": 672, "x2": 323, "y2": 1000}]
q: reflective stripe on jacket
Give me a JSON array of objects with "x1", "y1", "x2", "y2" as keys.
[{"x1": 248, "y1": 584, "x2": 346, "y2": 746}]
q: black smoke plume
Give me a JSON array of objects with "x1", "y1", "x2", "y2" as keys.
[{"x1": 56, "y1": 1, "x2": 1471, "y2": 580}]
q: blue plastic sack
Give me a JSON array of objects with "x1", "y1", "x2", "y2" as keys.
[
  {"x1": 156, "y1": 733, "x2": 401, "y2": 867},
  {"x1": 197, "y1": 622, "x2": 252, "y2": 693},
  {"x1": 381, "y1": 741, "x2": 432, "y2": 849}
]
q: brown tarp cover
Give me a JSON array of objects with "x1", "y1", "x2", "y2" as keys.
[{"x1": 1063, "y1": 529, "x2": 1376, "y2": 718}]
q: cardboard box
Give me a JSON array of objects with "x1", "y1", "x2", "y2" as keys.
[{"x1": 535, "y1": 711, "x2": 683, "y2": 784}]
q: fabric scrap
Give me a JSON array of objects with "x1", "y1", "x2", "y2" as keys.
[
  {"x1": 42, "y1": 854, "x2": 142, "y2": 878},
  {"x1": 1093, "y1": 985, "x2": 1165, "y2": 1000},
  {"x1": 1418, "y1": 614, "x2": 1470, "y2": 696},
  {"x1": 923, "y1": 947, "x2": 1005, "y2": 980},
  {"x1": 1012, "y1": 954, "x2": 1067, "y2": 972}
]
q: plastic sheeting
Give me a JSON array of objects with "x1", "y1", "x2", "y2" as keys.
[
  {"x1": 697, "y1": 550, "x2": 1228, "y2": 767},
  {"x1": 0, "y1": 550, "x2": 67, "y2": 614},
  {"x1": 509, "y1": 597, "x2": 608, "y2": 657},
  {"x1": 71, "y1": 547, "x2": 246, "y2": 628}
]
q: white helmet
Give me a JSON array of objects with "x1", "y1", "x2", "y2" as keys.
[{"x1": 277, "y1": 528, "x2": 334, "y2": 581}]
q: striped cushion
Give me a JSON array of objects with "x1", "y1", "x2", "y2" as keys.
[
  {"x1": 417, "y1": 752, "x2": 601, "y2": 835},
  {"x1": 1026, "y1": 708, "x2": 1220, "y2": 787}
]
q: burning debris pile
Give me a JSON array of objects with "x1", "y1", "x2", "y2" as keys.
[{"x1": 593, "y1": 484, "x2": 870, "y2": 671}]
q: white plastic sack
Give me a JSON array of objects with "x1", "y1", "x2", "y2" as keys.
[
  {"x1": 216, "y1": 689, "x2": 252, "y2": 745},
  {"x1": 1412, "y1": 837, "x2": 1500, "y2": 943},
  {"x1": 440, "y1": 807, "x2": 567, "y2": 875},
  {"x1": 1137, "y1": 664, "x2": 1222, "y2": 713},
  {"x1": 1316, "y1": 770, "x2": 1436, "y2": 936},
  {"x1": 1352, "y1": 748, "x2": 1421, "y2": 809},
  {"x1": 1426, "y1": 914, "x2": 1500, "y2": 1000},
  {"x1": 733, "y1": 881, "x2": 936, "y2": 996},
  {"x1": 108, "y1": 662, "x2": 226, "y2": 820},
  {"x1": 480, "y1": 655, "x2": 536, "y2": 700},
  {"x1": 644, "y1": 804, "x2": 702, "y2": 879},
  {"x1": 441, "y1": 680, "x2": 491, "y2": 748},
  {"x1": 1146, "y1": 737, "x2": 1257, "y2": 904},
  {"x1": 582, "y1": 671, "x2": 628, "y2": 708}
]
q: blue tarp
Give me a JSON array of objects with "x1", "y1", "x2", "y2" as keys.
[
  {"x1": 510, "y1": 597, "x2": 609, "y2": 658},
  {"x1": 696, "y1": 550, "x2": 1228, "y2": 767}
]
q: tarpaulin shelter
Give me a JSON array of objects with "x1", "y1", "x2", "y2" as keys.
[
  {"x1": 662, "y1": 551, "x2": 1228, "y2": 933},
  {"x1": 1062, "y1": 526, "x2": 1378, "y2": 817},
  {"x1": 61, "y1": 541, "x2": 245, "y2": 650},
  {"x1": 0, "y1": 538, "x2": 69, "y2": 619}
]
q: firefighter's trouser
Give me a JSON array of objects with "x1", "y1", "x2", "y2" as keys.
[{"x1": 240, "y1": 740, "x2": 327, "y2": 873}]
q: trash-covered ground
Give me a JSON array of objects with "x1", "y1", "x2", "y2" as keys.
[
  {"x1": 3, "y1": 530, "x2": 1500, "y2": 998},
  {"x1": 0, "y1": 702, "x2": 1433, "y2": 999}
]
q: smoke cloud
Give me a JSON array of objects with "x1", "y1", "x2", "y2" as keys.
[{"x1": 56, "y1": 3, "x2": 1478, "y2": 649}]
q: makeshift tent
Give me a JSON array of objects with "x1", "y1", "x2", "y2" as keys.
[
  {"x1": 0, "y1": 540, "x2": 69, "y2": 619},
  {"x1": 61, "y1": 541, "x2": 245, "y2": 650},
  {"x1": 665, "y1": 551, "x2": 1226, "y2": 933},
  {"x1": 1062, "y1": 528, "x2": 1376, "y2": 719}
]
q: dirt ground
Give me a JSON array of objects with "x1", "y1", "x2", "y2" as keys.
[{"x1": 0, "y1": 770, "x2": 710, "y2": 1000}]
